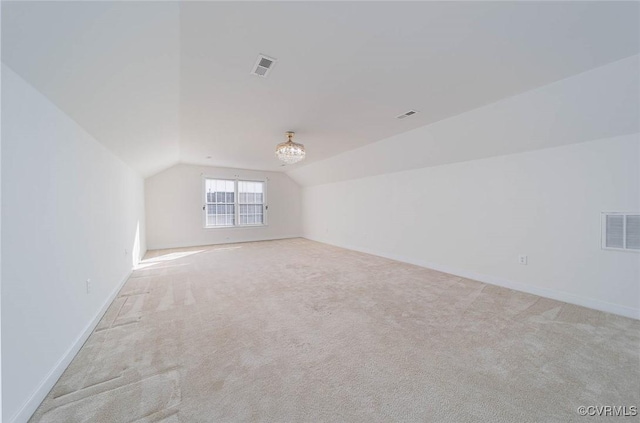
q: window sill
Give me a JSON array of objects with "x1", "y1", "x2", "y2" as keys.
[{"x1": 204, "y1": 224, "x2": 268, "y2": 230}]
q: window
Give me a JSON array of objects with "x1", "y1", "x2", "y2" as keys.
[
  {"x1": 205, "y1": 179, "x2": 235, "y2": 227},
  {"x1": 238, "y1": 181, "x2": 264, "y2": 225},
  {"x1": 204, "y1": 178, "x2": 266, "y2": 228},
  {"x1": 602, "y1": 212, "x2": 640, "y2": 252}
]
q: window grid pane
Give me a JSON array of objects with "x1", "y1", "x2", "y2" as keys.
[
  {"x1": 205, "y1": 179, "x2": 235, "y2": 227},
  {"x1": 238, "y1": 181, "x2": 264, "y2": 226}
]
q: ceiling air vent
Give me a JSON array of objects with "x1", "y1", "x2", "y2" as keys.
[
  {"x1": 396, "y1": 110, "x2": 418, "y2": 120},
  {"x1": 251, "y1": 54, "x2": 277, "y2": 77}
]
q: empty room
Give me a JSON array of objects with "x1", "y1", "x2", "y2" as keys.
[{"x1": 1, "y1": 1, "x2": 639, "y2": 422}]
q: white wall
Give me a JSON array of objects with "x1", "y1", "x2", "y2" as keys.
[
  {"x1": 294, "y1": 55, "x2": 640, "y2": 319},
  {"x1": 302, "y1": 134, "x2": 640, "y2": 319},
  {"x1": 0, "y1": 13, "x2": 2, "y2": 423},
  {"x1": 1, "y1": 65, "x2": 147, "y2": 423},
  {"x1": 145, "y1": 164, "x2": 301, "y2": 250},
  {"x1": 0, "y1": 34, "x2": 4, "y2": 421}
]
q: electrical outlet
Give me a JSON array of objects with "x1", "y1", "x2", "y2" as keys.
[
  {"x1": 518, "y1": 255, "x2": 528, "y2": 265},
  {"x1": 86, "y1": 279, "x2": 92, "y2": 294}
]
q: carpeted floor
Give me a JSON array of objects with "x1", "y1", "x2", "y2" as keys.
[{"x1": 30, "y1": 238, "x2": 639, "y2": 422}]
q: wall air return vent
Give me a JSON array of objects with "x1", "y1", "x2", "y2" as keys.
[
  {"x1": 602, "y1": 212, "x2": 640, "y2": 252},
  {"x1": 396, "y1": 110, "x2": 418, "y2": 119},
  {"x1": 251, "y1": 54, "x2": 277, "y2": 77}
]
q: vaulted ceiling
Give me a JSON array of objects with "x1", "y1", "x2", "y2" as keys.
[{"x1": 2, "y1": 1, "x2": 639, "y2": 177}]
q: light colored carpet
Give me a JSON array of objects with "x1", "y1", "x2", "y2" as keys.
[{"x1": 30, "y1": 238, "x2": 639, "y2": 422}]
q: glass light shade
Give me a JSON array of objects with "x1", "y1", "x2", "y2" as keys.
[{"x1": 275, "y1": 133, "x2": 306, "y2": 164}]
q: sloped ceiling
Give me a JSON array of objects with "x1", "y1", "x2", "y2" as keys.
[
  {"x1": 288, "y1": 55, "x2": 640, "y2": 187},
  {"x1": 2, "y1": 1, "x2": 181, "y2": 177},
  {"x1": 2, "y1": 1, "x2": 639, "y2": 177}
]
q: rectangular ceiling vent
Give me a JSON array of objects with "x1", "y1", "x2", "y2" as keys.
[
  {"x1": 396, "y1": 110, "x2": 418, "y2": 120},
  {"x1": 602, "y1": 212, "x2": 640, "y2": 252},
  {"x1": 252, "y1": 54, "x2": 277, "y2": 77}
]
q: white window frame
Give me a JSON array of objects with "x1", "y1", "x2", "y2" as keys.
[
  {"x1": 601, "y1": 212, "x2": 639, "y2": 253},
  {"x1": 202, "y1": 177, "x2": 268, "y2": 229}
]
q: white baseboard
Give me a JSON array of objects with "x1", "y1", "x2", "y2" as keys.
[
  {"x1": 9, "y1": 269, "x2": 133, "y2": 423},
  {"x1": 305, "y1": 236, "x2": 640, "y2": 320}
]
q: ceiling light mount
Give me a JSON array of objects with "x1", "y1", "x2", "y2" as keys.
[{"x1": 275, "y1": 131, "x2": 306, "y2": 165}]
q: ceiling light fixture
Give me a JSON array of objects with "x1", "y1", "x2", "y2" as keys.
[{"x1": 275, "y1": 131, "x2": 306, "y2": 164}]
